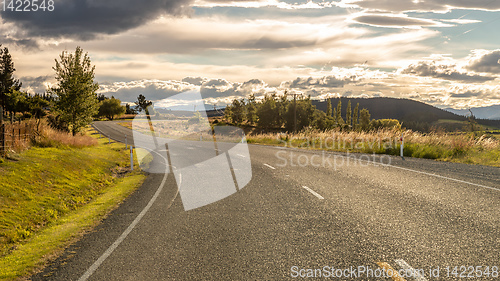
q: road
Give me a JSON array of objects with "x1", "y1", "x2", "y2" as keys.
[{"x1": 31, "y1": 121, "x2": 500, "y2": 280}]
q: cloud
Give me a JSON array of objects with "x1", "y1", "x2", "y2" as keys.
[
  {"x1": 335, "y1": 0, "x2": 500, "y2": 13},
  {"x1": 193, "y1": 0, "x2": 335, "y2": 9},
  {"x1": 467, "y1": 49, "x2": 500, "y2": 74},
  {"x1": 98, "y1": 77, "x2": 274, "y2": 103},
  {"x1": 0, "y1": 0, "x2": 193, "y2": 40},
  {"x1": 351, "y1": 14, "x2": 451, "y2": 29},
  {"x1": 84, "y1": 17, "x2": 348, "y2": 54},
  {"x1": 283, "y1": 75, "x2": 359, "y2": 89},
  {"x1": 19, "y1": 75, "x2": 53, "y2": 94},
  {"x1": 200, "y1": 78, "x2": 270, "y2": 99},
  {"x1": 402, "y1": 61, "x2": 496, "y2": 82},
  {"x1": 182, "y1": 77, "x2": 208, "y2": 85},
  {"x1": 98, "y1": 79, "x2": 197, "y2": 102}
]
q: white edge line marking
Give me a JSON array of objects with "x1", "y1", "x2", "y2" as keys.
[
  {"x1": 302, "y1": 186, "x2": 325, "y2": 200},
  {"x1": 379, "y1": 162, "x2": 500, "y2": 192},
  {"x1": 264, "y1": 163, "x2": 276, "y2": 170},
  {"x1": 78, "y1": 148, "x2": 170, "y2": 281},
  {"x1": 394, "y1": 259, "x2": 428, "y2": 281},
  {"x1": 277, "y1": 147, "x2": 499, "y2": 193}
]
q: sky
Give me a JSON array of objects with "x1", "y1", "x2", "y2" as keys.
[{"x1": 1, "y1": 0, "x2": 500, "y2": 110}]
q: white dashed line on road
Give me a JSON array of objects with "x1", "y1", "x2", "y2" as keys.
[
  {"x1": 302, "y1": 186, "x2": 324, "y2": 200},
  {"x1": 237, "y1": 154, "x2": 246, "y2": 158},
  {"x1": 264, "y1": 163, "x2": 276, "y2": 169}
]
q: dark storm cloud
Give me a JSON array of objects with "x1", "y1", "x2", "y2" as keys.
[
  {"x1": 1, "y1": 0, "x2": 192, "y2": 39},
  {"x1": 402, "y1": 61, "x2": 496, "y2": 83},
  {"x1": 0, "y1": 36, "x2": 39, "y2": 50},
  {"x1": 467, "y1": 50, "x2": 500, "y2": 74}
]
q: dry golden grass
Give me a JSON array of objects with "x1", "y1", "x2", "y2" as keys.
[
  {"x1": 31, "y1": 120, "x2": 97, "y2": 148},
  {"x1": 247, "y1": 127, "x2": 500, "y2": 166}
]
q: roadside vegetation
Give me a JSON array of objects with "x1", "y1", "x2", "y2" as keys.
[
  {"x1": 0, "y1": 46, "x2": 146, "y2": 280},
  {"x1": 0, "y1": 125, "x2": 145, "y2": 280},
  {"x1": 246, "y1": 128, "x2": 500, "y2": 166},
  {"x1": 222, "y1": 94, "x2": 500, "y2": 167}
]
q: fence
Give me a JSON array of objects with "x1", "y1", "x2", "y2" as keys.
[{"x1": 0, "y1": 122, "x2": 33, "y2": 156}]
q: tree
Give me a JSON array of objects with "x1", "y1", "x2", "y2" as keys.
[
  {"x1": 359, "y1": 108, "x2": 371, "y2": 131},
  {"x1": 125, "y1": 103, "x2": 136, "y2": 114},
  {"x1": 230, "y1": 99, "x2": 245, "y2": 124},
  {"x1": 333, "y1": 108, "x2": 337, "y2": 125},
  {"x1": 0, "y1": 46, "x2": 22, "y2": 119},
  {"x1": 277, "y1": 92, "x2": 289, "y2": 127},
  {"x1": 98, "y1": 97, "x2": 125, "y2": 120},
  {"x1": 352, "y1": 103, "x2": 359, "y2": 129},
  {"x1": 224, "y1": 104, "x2": 233, "y2": 123},
  {"x1": 326, "y1": 98, "x2": 332, "y2": 117},
  {"x1": 5, "y1": 89, "x2": 29, "y2": 120},
  {"x1": 28, "y1": 94, "x2": 49, "y2": 132},
  {"x1": 246, "y1": 94, "x2": 257, "y2": 125},
  {"x1": 257, "y1": 94, "x2": 278, "y2": 129},
  {"x1": 467, "y1": 109, "x2": 477, "y2": 132},
  {"x1": 346, "y1": 100, "x2": 352, "y2": 128},
  {"x1": 284, "y1": 96, "x2": 315, "y2": 132},
  {"x1": 49, "y1": 46, "x2": 99, "y2": 135},
  {"x1": 135, "y1": 94, "x2": 152, "y2": 113},
  {"x1": 336, "y1": 100, "x2": 344, "y2": 125}
]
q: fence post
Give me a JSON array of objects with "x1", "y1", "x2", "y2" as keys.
[
  {"x1": 130, "y1": 146, "x2": 134, "y2": 171},
  {"x1": 400, "y1": 133, "x2": 404, "y2": 160},
  {"x1": 0, "y1": 124, "x2": 4, "y2": 157}
]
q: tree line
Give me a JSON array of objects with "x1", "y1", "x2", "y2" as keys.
[
  {"x1": 224, "y1": 93, "x2": 399, "y2": 132},
  {"x1": 0, "y1": 45, "x2": 145, "y2": 136}
]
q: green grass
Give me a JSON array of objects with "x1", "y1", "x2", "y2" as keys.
[{"x1": 0, "y1": 128, "x2": 146, "y2": 280}]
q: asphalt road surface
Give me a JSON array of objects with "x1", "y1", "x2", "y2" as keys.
[{"x1": 31, "y1": 121, "x2": 500, "y2": 280}]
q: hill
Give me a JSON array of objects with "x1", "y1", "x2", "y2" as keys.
[{"x1": 313, "y1": 97, "x2": 500, "y2": 131}]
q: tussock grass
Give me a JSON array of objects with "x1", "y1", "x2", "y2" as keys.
[
  {"x1": 31, "y1": 120, "x2": 97, "y2": 148},
  {"x1": 247, "y1": 128, "x2": 500, "y2": 166}
]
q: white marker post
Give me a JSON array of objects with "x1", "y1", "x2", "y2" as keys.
[
  {"x1": 130, "y1": 146, "x2": 134, "y2": 171},
  {"x1": 400, "y1": 133, "x2": 405, "y2": 160}
]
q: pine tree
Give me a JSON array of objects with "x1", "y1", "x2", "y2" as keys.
[
  {"x1": 359, "y1": 108, "x2": 371, "y2": 131},
  {"x1": 346, "y1": 100, "x2": 352, "y2": 128},
  {"x1": 353, "y1": 103, "x2": 359, "y2": 129},
  {"x1": 246, "y1": 94, "x2": 257, "y2": 125},
  {"x1": 326, "y1": 98, "x2": 332, "y2": 117},
  {"x1": 0, "y1": 46, "x2": 22, "y2": 118},
  {"x1": 336, "y1": 100, "x2": 344, "y2": 125}
]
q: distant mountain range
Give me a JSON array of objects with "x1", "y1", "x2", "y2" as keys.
[{"x1": 444, "y1": 105, "x2": 500, "y2": 120}]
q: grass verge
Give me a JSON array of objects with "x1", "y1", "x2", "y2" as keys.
[
  {"x1": 0, "y1": 127, "x2": 146, "y2": 280},
  {"x1": 246, "y1": 128, "x2": 500, "y2": 167}
]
